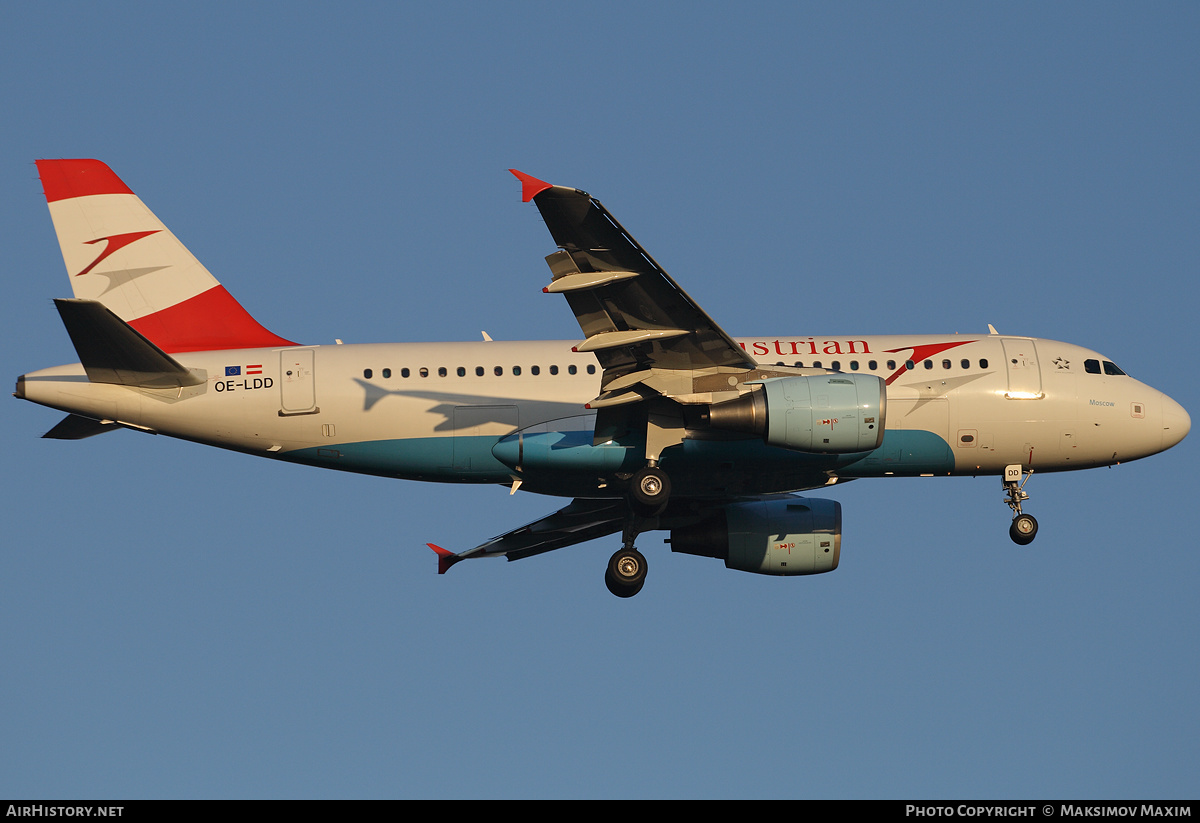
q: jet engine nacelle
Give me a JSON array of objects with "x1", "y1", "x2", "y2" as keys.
[
  {"x1": 706, "y1": 374, "x2": 886, "y2": 453},
  {"x1": 669, "y1": 498, "x2": 841, "y2": 575}
]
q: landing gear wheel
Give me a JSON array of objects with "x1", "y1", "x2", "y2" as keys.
[
  {"x1": 605, "y1": 548, "x2": 647, "y2": 598},
  {"x1": 1009, "y1": 513, "x2": 1038, "y2": 545},
  {"x1": 629, "y1": 466, "x2": 671, "y2": 516}
]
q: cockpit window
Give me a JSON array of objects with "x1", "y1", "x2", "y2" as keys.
[{"x1": 1085, "y1": 358, "x2": 1128, "y2": 376}]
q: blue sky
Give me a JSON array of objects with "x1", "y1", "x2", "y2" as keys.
[{"x1": 2, "y1": 2, "x2": 1197, "y2": 799}]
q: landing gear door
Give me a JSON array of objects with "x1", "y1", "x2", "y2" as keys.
[
  {"x1": 280, "y1": 349, "x2": 318, "y2": 415},
  {"x1": 1001, "y1": 338, "x2": 1042, "y2": 399}
]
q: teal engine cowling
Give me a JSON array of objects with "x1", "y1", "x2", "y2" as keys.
[
  {"x1": 668, "y1": 498, "x2": 841, "y2": 575},
  {"x1": 705, "y1": 374, "x2": 885, "y2": 454}
]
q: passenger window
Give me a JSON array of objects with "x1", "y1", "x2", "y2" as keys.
[
  {"x1": 923, "y1": 360, "x2": 933, "y2": 370},
  {"x1": 960, "y1": 359, "x2": 969, "y2": 369},
  {"x1": 850, "y1": 361, "x2": 859, "y2": 371},
  {"x1": 568, "y1": 364, "x2": 578, "y2": 375},
  {"x1": 812, "y1": 361, "x2": 822, "y2": 369},
  {"x1": 438, "y1": 367, "x2": 447, "y2": 377},
  {"x1": 1103, "y1": 361, "x2": 1126, "y2": 376},
  {"x1": 419, "y1": 368, "x2": 429, "y2": 378},
  {"x1": 476, "y1": 366, "x2": 484, "y2": 376},
  {"x1": 401, "y1": 368, "x2": 410, "y2": 378},
  {"x1": 494, "y1": 366, "x2": 503, "y2": 376},
  {"x1": 830, "y1": 361, "x2": 841, "y2": 371},
  {"x1": 382, "y1": 368, "x2": 391, "y2": 378},
  {"x1": 531, "y1": 365, "x2": 540, "y2": 375},
  {"x1": 868, "y1": 360, "x2": 877, "y2": 370},
  {"x1": 363, "y1": 368, "x2": 373, "y2": 379},
  {"x1": 550, "y1": 365, "x2": 559, "y2": 375},
  {"x1": 905, "y1": 360, "x2": 915, "y2": 370},
  {"x1": 979, "y1": 359, "x2": 988, "y2": 369},
  {"x1": 587, "y1": 364, "x2": 596, "y2": 374},
  {"x1": 887, "y1": 360, "x2": 897, "y2": 371},
  {"x1": 513, "y1": 366, "x2": 522, "y2": 376},
  {"x1": 457, "y1": 367, "x2": 466, "y2": 377},
  {"x1": 942, "y1": 359, "x2": 951, "y2": 369},
  {"x1": 1084, "y1": 359, "x2": 1101, "y2": 374}
]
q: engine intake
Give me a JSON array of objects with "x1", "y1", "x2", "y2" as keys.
[
  {"x1": 669, "y1": 498, "x2": 841, "y2": 576},
  {"x1": 706, "y1": 374, "x2": 885, "y2": 453}
]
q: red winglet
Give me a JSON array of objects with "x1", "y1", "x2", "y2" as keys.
[
  {"x1": 509, "y1": 169, "x2": 552, "y2": 203},
  {"x1": 427, "y1": 543, "x2": 458, "y2": 575}
]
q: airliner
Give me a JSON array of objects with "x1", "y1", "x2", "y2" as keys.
[{"x1": 15, "y1": 160, "x2": 1190, "y2": 597}]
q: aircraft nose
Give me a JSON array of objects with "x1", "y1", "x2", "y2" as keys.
[{"x1": 1161, "y1": 392, "x2": 1190, "y2": 450}]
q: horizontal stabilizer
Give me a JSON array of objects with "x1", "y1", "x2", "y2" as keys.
[
  {"x1": 54, "y1": 298, "x2": 204, "y2": 388},
  {"x1": 42, "y1": 414, "x2": 121, "y2": 440}
]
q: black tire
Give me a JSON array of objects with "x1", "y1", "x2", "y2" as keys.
[
  {"x1": 605, "y1": 548, "x2": 647, "y2": 597},
  {"x1": 629, "y1": 466, "x2": 670, "y2": 516},
  {"x1": 1009, "y1": 513, "x2": 1038, "y2": 545}
]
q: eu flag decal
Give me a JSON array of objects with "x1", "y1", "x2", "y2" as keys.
[{"x1": 225, "y1": 366, "x2": 241, "y2": 376}]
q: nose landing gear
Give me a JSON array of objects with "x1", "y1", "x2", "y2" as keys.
[
  {"x1": 1010, "y1": 513, "x2": 1038, "y2": 545},
  {"x1": 1003, "y1": 464, "x2": 1038, "y2": 545}
]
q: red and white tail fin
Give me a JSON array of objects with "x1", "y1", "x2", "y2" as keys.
[{"x1": 36, "y1": 159, "x2": 295, "y2": 353}]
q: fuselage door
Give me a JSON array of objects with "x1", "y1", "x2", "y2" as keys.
[
  {"x1": 280, "y1": 349, "x2": 318, "y2": 415},
  {"x1": 1001, "y1": 338, "x2": 1042, "y2": 399}
]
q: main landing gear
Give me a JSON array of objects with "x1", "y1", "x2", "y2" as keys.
[
  {"x1": 1003, "y1": 464, "x2": 1038, "y2": 545},
  {"x1": 629, "y1": 464, "x2": 670, "y2": 516},
  {"x1": 605, "y1": 546, "x2": 648, "y2": 598},
  {"x1": 606, "y1": 515, "x2": 653, "y2": 598},
  {"x1": 604, "y1": 465, "x2": 671, "y2": 597}
]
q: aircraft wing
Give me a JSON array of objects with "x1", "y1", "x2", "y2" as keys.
[
  {"x1": 429, "y1": 498, "x2": 626, "y2": 573},
  {"x1": 511, "y1": 170, "x2": 758, "y2": 380}
]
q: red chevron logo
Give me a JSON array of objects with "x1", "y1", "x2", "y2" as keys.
[{"x1": 75, "y1": 230, "x2": 160, "y2": 277}]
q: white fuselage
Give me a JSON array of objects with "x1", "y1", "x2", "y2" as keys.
[{"x1": 18, "y1": 332, "x2": 1189, "y2": 498}]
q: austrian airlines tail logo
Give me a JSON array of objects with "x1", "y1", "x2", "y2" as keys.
[{"x1": 75, "y1": 230, "x2": 160, "y2": 277}]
